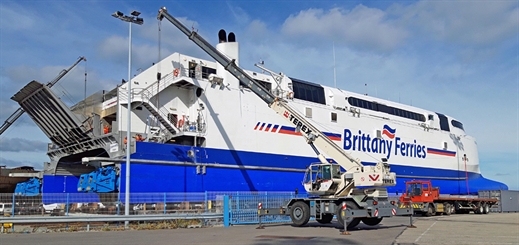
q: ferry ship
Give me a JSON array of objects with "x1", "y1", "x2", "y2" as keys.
[{"x1": 10, "y1": 28, "x2": 507, "y2": 199}]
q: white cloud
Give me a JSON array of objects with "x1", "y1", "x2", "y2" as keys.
[
  {"x1": 0, "y1": 3, "x2": 36, "y2": 31},
  {"x1": 281, "y1": 6, "x2": 408, "y2": 51},
  {"x1": 0, "y1": 137, "x2": 48, "y2": 152},
  {"x1": 395, "y1": 1, "x2": 518, "y2": 46},
  {"x1": 226, "y1": 2, "x2": 250, "y2": 24},
  {"x1": 244, "y1": 20, "x2": 270, "y2": 42}
]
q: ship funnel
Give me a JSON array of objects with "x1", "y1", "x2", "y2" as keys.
[
  {"x1": 218, "y1": 29, "x2": 227, "y2": 43},
  {"x1": 216, "y1": 29, "x2": 239, "y2": 88},
  {"x1": 228, "y1": 32, "x2": 236, "y2": 42}
]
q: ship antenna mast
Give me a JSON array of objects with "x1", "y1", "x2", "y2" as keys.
[{"x1": 333, "y1": 42, "x2": 337, "y2": 88}]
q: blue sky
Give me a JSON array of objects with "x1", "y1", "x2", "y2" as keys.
[{"x1": 0, "y1": 1, "x2": 518, "y2": 190}]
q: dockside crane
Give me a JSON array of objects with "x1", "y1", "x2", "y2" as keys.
[
  {"x1": 0, "y1": 56, "x2": 86, "y2": 136},
  {"x1": 157, "y1": 7, "x2": 408, "y2": 229}
]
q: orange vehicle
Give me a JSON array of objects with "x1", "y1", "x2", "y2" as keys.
[{"x1": 399, "y1": 180, "x2": 498, "y2": 216}]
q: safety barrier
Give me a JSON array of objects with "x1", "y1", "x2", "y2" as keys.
[
  {"x1": 226, "y1": 192, "x2": 297, "y2": 225},
  {"x1": 0, "y1": 191, "x2": 299, "y2": 229}
]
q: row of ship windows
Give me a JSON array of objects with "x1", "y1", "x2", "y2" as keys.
[
  {"x1": 287, "y1": 79, "x2": 431, "y2": 125},
  {"x1": 347, "y1": 97, "x2": 426, "y2": 122},
  {"x1": 308, "y1": 108, "x2": 464, "y2": 132},
  {"x1": 191, "y1": 65, "x2": 464, "y2": 131}
]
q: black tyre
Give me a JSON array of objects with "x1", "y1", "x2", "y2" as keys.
[
  {"x1": 362, "y1": 217, "x2": 383, "y2": 226},
  {"x1": 336, "y1": 201, "x2": 361, "y2": 229},
  {"x1": 444, "y1": 203, "x2": 452, "y2": 215},
  {"x1": 483, "y1": 203, "x2": 490, "y2": 214},
  {"x1": 425, "y1": 204, "x2": 435, "y2": 217},
  {"x1": 476, "y1": 204, "x2": 484, "y2": 214},
  {"x1": 290, "y1": 201, "x2": 310, "y2": 227},
  {"x1": 316, "y1": 213, "x2": 334, "y2": 224}
]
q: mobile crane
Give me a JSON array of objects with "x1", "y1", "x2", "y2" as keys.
[{"x1": 157, "y1": 7, "x2": 409, "y2": 229}]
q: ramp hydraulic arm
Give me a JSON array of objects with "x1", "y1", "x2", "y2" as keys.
[
  {"x1": 0, "y1": 56, "x2": 86, "y2": 135},
  {"x1": 157, "y1": 7, "x2": 395, "y2": 194}
]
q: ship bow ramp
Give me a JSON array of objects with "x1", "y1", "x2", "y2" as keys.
[{"x1": 11, "y1": 81, "x2": 120, "y2": 175}]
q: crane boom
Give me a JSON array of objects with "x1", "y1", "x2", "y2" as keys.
[
  {"x1": 157, "y1": 7, "x2": 364, "y2": 170},
  {"x1": 0, "y1": 56, "x2": 86, "y2": 135},
  {"x1": 157, "y1": 7, "x2": 396, "y2": 196}
]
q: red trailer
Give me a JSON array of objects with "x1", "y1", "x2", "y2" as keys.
[{"x1": 399, "y1": 180, "x2": 498, "y2": 216}]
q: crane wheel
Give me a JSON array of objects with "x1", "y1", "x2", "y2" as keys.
[
  {"x1": 316, "y1": 214, "x2": 334, "y2": 224},
  {"x1": 290, "y1": 201, "x2": 310, "y2": 227},
  {"x1": 362, "y1": 217, "x2": 383, "y2": 226},
  {"x1": 336, "y1": 201, "x2": 361, "y2": 229}
]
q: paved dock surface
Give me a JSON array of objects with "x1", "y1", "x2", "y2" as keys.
[
  {"x1": 1, "y1": 213, "x2": 517, "y2": 245},
  {"x1": 395, "y1": 213, "x2": 519, "y2": 245}
]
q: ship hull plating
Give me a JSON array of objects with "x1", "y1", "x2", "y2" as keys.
[{"x1": 42, "y1": 142, "x2": 507, "y2": 196}]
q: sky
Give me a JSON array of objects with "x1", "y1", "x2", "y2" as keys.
[{"x1": 0, "y1": 1, "x2": 518, "y2": 190}]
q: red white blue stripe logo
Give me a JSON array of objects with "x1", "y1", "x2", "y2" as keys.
[
  {"x1": 254, "y1": 122, "x2": 341, "y2": 141},
  {"x1": 254, "y1": 122, "x2": 278, "y2": 132},
  {"x1": 382, "y1": 124, "x2": 396, "y2": 139},
  {"x1": 426, "y1": 148, "x2": 456, "y2": 157}
]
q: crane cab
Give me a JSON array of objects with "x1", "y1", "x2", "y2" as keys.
[{"x1": 303, "y1": 163, "x2": 342, "y2": 195}]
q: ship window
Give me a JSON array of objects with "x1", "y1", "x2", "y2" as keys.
[
  {"x1": 428, "y1": 114, "x2": 434, "y2": 121},
  {"x1": 436, "y1": 113, "x2": 450, "y2": 131},
  {"x1": 290, "y1": 78, "x2": 325, "y2": 105},
  {"x1": 451, "y1": 120, "x2": 464, "y2": 131},
  {"x1": 347, "y1": 97, "x2": 425, "y2": 122},
  {"x1": 188, "y1": 62, "x2": 216, "y2": 79},
  {"x1": 201, "y1": 66, "x2": 216, "y2": 79},
  {"x1": 305, "y1": 107, "x2": 312, "y2": 118},
  {"x1": 331, "y1": 112, "x2": 337, "y2": 122}
]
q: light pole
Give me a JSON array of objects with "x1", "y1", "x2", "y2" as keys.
[{"x1": 112, "y1": 10, "x2": 143, "y2": 229}]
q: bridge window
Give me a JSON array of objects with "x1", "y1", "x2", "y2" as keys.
[
  {"x1": 436, "y1": 113, "x2": 450, "y2": 131},
  {"x1": 290, "y1": 78, "x2": 325, "y2": 105},
  {"x1": 451, "y1": 120, "x2": 464, "y2": 131}
]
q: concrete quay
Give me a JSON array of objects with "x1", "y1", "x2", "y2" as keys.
[{"x1": 0, "y1": 213, "x2": 517, "y2": 245}]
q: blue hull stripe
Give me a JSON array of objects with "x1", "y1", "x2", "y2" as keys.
[{"x1": 42, "y1": 142, "x2": 507, "y2": 198}]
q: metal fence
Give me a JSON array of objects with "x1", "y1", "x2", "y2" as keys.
[
  {"x1": 227, "y1": 192, "x2": 296, "y2": 225},
  {"x1": 0, "y1": 192, "x2": 298, "y2": 227}
]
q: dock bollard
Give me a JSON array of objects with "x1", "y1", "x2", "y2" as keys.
[
  {"x1": 256, "y1": 202, "x2": 264, "y2": 229},
  {"x1": 340, "y1": 202, "x2": 351, "y2": 235}
]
